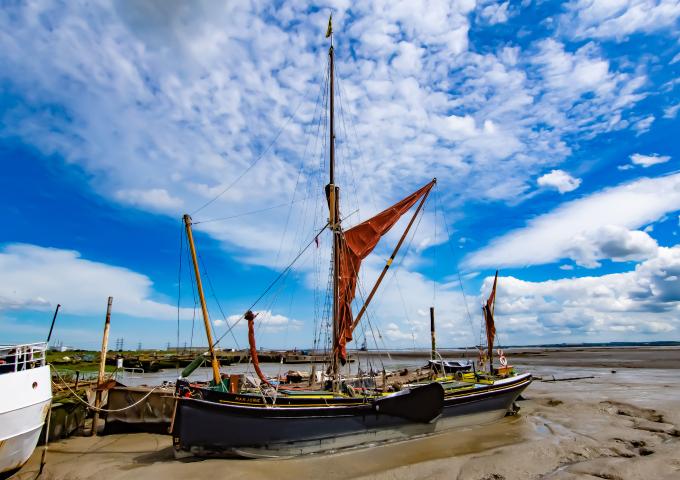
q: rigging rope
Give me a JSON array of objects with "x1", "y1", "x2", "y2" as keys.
[
  {"x1": 212, "y1": 223, "x2": 329, "y2": 348},
  {"x1": 197, "y1": 252, "x2": 241, "y2": 350},
  {"x1": 192, "y1": 200, "x2": 308, "y2": 225},
  {"x1": 51, "y1": 366, "x2": 164, "y2": 413},
  {"x1": 190, "y1": 97, "x2": 307, "y2": 216},
  {"x1": 435, "y1": 184, "x2": 477, "y2": 344},
  {"x1": 176, "y1": 224, "x2": 183, "y2": 352}
]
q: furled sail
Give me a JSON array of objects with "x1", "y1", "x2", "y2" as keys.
[
  {"x1": 246, "y1": 310, "x2": 273, "y2": 387},
  {"x1": 335, "y1": 180, "x2": 435, "y2": 363},
  {"x1": 482, "y1": 270, "x2": 498, "y2": 369}
]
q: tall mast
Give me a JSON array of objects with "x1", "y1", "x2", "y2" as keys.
[
  {"x1": 325, "y1": 14, "x2": 341, "y2": 382},
  {"x1": 183, "y1": 214, "x2": 222, "y2": 385}
]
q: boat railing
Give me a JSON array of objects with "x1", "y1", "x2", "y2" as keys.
[{"x1": 0, "y1": 342, "x2": 48, "y2": 373}]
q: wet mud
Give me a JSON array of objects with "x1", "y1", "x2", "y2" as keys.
[{"x1": 14, "y1": 365, "x2": 680, "y2": 479}]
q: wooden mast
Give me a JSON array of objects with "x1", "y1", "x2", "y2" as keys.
[
  {"x1": 326, "y1": 14, "x2": 341, "y2": 384},
  {"x1": 183, "y1": 214, "x2": 222, "y2": 385}
]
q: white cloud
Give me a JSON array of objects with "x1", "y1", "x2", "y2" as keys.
[
  {"x1": 0, "y1": 1, "x2": 651, "y2": 275},
  {"x1": 0, "y1": 243, "x2": 184, "y2": 319},
  {"x1": 384, "y1": 322, "x2": 416, "y2": 342},
  {"x1": 630, "y1": 153, "x2": 671, "y2": 167},
  {"x1": 561, "y1": 0, "x2": 680, "y2": 40},
  {"x1": 664, "y1": 103, "x2": 680, "y2": 119},
  {"x1": 633, "y1": 115, "x2": 654, "y2": 135},
  {"x1": 484, "y1": 246, "x2": 680, "y2": 338},
  {"x1": 566, "y1": 225, "x2": 658, "y2": 267},
  {"x1": 479, "y1": 1, "x2": 511, "y2": 25},
  {"x1": 466, "y1": 173, "x2": 680, "y2": 268},
  {"x1": 223, "y1": 310, "x2": 302, "y2": 334},
  {"x1": 115, "y1": 188, "x2": 183, "y2": 211},
  {"x1": 0, "y1": 1, "x2": 667, "y2": 348},
  {"x1": 537, "y1": 169, "x2": 582, "y2": 193},
  {"x1": 559, "y1": 264, "x2": 575, "y2": 270}
]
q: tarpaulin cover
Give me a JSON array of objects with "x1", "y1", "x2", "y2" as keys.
[{"x1": 335, "y1": 180, "x2": 435, "y2": 362}]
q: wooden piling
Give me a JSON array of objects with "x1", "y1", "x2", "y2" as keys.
[{"x1": 90, "y1": 296, "x2": 112, "y2": 436}]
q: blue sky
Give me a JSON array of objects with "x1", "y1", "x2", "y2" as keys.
[{"x1": 1, "y1": 0, "x2": 679, "y2": 350}]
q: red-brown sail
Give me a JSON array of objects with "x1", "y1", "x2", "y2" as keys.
[
  {"x1": 335, "y1": 180, "x2": 435, "y2": 363},
  {"x1": 482, "y1": 270, "x2": 498, "y2": 372}
]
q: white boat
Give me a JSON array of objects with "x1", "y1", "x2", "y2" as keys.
[{"x1": 0, "y1": 342, "x2": 52, "y2": 476}]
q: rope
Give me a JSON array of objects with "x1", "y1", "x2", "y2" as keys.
[
  {"x1": 50, "y1": 365, "x2": 164, "y2": 413},
  {"x1": 198, "y1": 252, "x2": 241, "y2": 350},
  {"x1": 190, "y1": 98, "x2": 306, "y2": 216},
  {"x1": 435, "y1": 185, "x2": 477, "y2": 342},
  {"x1": 212, "y1": 222, "x2": 329, "y2": 348},
  {"x1": 192, "y1": 200, "x2": 307, "y2": 225},
  {"x1": 176, "y1": 224, "x2": 183, "y2": 353}
]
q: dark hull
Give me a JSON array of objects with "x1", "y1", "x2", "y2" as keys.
[
  {"x1": 172, "y1": 374, "x2": 531, "y2": 457},
  {"x1": 439, "y1": 373, "x2": 532, "y2": 425},
  {"x1": 172, "y1": 381, "x2": 443, "y2": 457}
]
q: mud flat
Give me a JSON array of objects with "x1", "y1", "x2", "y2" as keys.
[{"x1": 14, "y1": 360, "x2": 680, "y2": 479}]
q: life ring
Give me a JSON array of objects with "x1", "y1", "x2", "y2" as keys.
[{"x1": 499, "y1": 355, "x2": 508, "y2": 367}]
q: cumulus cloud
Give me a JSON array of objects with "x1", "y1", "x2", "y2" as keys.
[
  {"x1": 561, "y1": 0, "x2": 680, "y2": 40},
  {"x1": 0, "y1": 0, "x2": 651, "y2": 274},
  {"x1": 484, "y1": 246, "x2": 680, "y2": 338},
  {"x1": 115, "y1": 188, "x2": 183, "y2": 211},
  {"x1": 479, "y1": 1, "x2": 511, "y2": 25},
  {"x1": 222, "y1": 310, "x2": 302, "y2": 334},
  {"x1": 566, "y1": 225, "x2": 658, "y2": 267},
  {"x1": 0, "y1": 243, "x2": 185, "y2": 319},
  {"x1": 629, "y1": 153, "x2": 671, "y2": 167},
  {"x1": 465, "y1": 173, "x2": 680, "y2": 268},
  {"x1": 0, "y1": 1, "x2": 669, "y2": 347},
  {"x1": 384, "y1": 322, "x2": 416, "y2": 342},
  {"x1": 537, "y1": 169, "x2": 582, "y2": 193}
]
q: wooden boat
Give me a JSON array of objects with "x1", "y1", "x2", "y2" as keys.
[
  {"x1": 0, "y1": 342, "x2": 52, "y2": 477},
  {"x1": 170, "y1": 16, "x2": 531, "y2": 458},
  {"x1": 172, "y1": 379, "x2": 444, "y2": 457}
]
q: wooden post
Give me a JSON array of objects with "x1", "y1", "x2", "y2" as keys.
[
  {"x1": 90, "y1": 296, "x2": 112, "y2": 436},
  {"x1": 309, "y1": 364, "x2": 316, "y2": 387},
  {"x1": 430, "y1": 307, "x2": 436, "y2": 361},
  {"x1": 46, "y1": 303, "x2": 61, "y2": 344},
  {"x1": 38, "y1": 400, "x2": 53, "y2": 475}
]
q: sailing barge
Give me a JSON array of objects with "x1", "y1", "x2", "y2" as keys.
[{"x1": 171, "y1": 17, "x2": 530, "y2": 458}]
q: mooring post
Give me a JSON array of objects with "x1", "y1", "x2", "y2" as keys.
[
  {"x1": 91, "y1": 296, "x2": 112, "y2": 436},
  {"x1": 46, "y1": 303, "x2": 61, "y2": 344}
]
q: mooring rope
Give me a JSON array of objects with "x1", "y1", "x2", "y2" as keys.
[{"x1": 50, "y1": 365, "x2": 165, "y2": 413}]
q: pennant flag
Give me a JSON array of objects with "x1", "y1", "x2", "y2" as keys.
[{"x1": 325, "y1": 14, "x2": 332, "y2": 38}]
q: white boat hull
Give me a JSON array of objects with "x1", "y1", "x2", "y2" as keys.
[{"x1": 0, "y1": 365, "x2": 52, "y2": 475}]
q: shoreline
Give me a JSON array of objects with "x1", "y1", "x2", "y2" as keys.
[{"x1": 357, "y1": 345, "x2": 680, "y2": 369}]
